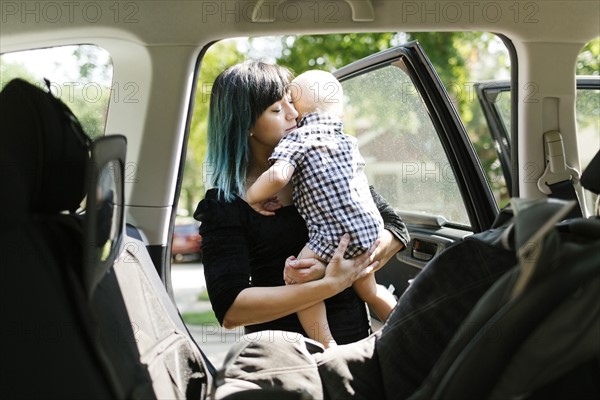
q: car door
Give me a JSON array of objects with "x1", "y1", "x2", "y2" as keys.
[
  {"x1": 474, "y1": 79, "x2": 513, "y2": 196},
  {"x1": 334, "y1": 41, "x2": 498, "y2": 300}
]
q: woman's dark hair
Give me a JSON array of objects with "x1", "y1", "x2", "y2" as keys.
[{"x1": 206, "y1": 60, "x2": 292, "y2": 201}]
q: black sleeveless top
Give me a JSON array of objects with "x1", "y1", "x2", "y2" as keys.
[{"x1": 195, "y1": 187, "x2": 408, "y2": 344}]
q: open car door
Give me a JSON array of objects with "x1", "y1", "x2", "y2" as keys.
[{"x1": 334, "y1": 42, "x2": 498, "y2": 301}]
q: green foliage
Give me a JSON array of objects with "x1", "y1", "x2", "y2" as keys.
[
  {"x1": 180, "y1": 40, "x2": 244, "y2": 215},
  {"x1": 181, "y1": 310, "x2": 218, "y2": 326},
  {"x1": 275, "y1": 33, "x2": 398, "y2": 74},
  {"x1": 0, "y1": 45, "x2": 112, "y2": 140},
  {"x1": 0, "y1": 59, "x2": 37, "y2": 89},
  {"x1": 275, "y1": 32, "x2": 511, "y2": 207},
  {"x1": 576, "y1": 37, "x2": 600, "y2": 76}
]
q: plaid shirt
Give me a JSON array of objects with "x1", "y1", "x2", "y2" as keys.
[{"x1": 269, "y1": 113, "x2": 383, "y2": 260}]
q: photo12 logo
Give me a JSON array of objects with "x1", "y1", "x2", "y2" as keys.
[
  {"x1": 400, "y1": 1, "x2": 539, "y2": 24},
  {"x1": 1, "y1": 1, "x2": 140, "y2": 24},
  {"x1": 200, "y1": 1, "x2": 340, "y2": 24}
]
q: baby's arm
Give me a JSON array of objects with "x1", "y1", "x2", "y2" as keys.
[{"x1": 246, "y1": 160, "x2": 295, "y2": 216}]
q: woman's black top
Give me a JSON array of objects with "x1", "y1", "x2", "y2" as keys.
[{"x1": 195, "y1": 187, "x2": 408, "y2": 344}]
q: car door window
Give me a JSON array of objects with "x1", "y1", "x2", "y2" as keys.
[
  {"x1": 575, "y1": 79, "x2": 600, "y2": 217},
  {"x1": 341, "y1": 62, "x2": 470, "y2": 226},
  {"x1": 474, "y1": 80, "x2": 513, "y2": 201},
  {"x1": 0, "y1": 45, "x2": 113, "y2": 138},
  {"x1": 337, "y1": 43, "x2": 500, "y2": 232},
  {"x1": 576, "y1": 82, "x2": 600, "y2": 172}
]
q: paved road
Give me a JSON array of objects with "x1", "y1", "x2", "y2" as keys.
[{"x1": 171, "y1": 262, "x2": 239, "y2": 369}]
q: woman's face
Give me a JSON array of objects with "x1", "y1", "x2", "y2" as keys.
[{"x1": 250, "y1": 97, "x2": 298, "y2": 149}]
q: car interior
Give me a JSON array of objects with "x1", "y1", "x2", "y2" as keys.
[{"x1": 1, "y1": 1, "x2": 599, "y2": 399}]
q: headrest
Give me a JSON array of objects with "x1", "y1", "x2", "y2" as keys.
[
  {"x1": 581, "y1": 149, "x2": 600, "y2": 195},
  {"x1": 0, "y1": 79, "x2": 90, "y2": 216}
]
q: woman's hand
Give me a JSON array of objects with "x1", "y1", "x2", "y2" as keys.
[
  {"x1": 370, "y1": 229, "x2": 405, "y2": 271},
  {"x1": 283, "y1": 257, "x2": 326, "y2": 285},
  {"x1": 323, "y1": 234, "x2": 380, "y2": 291}
]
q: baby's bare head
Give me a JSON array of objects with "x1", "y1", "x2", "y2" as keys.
[{"x1": 291, "y1": 70, "x2": 343, "y2": 119}]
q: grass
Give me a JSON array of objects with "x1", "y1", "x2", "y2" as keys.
[
  {"x1": 196, "y1": 289, "x2": 210, "y2": 301},
  {"x1": 180, "y1": 289, "x2": 216, "y2": 325},
  {"x1": 181, "y1": 310, "x2": 218, "y2": 326}
]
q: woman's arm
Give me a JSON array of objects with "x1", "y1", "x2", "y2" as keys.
[{"x1": 222, "y1": 234, "x2": 379, "y2": 329}]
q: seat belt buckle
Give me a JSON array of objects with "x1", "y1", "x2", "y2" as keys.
[{"x1": 536, "y1": 130, "x2": 580, "y2": 195}]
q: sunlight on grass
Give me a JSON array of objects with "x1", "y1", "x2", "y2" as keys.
[{"x1": 181, "y1": 310, "x2": 218, "y2": 325}]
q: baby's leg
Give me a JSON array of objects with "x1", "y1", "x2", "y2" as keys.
[
  {"x1": 295, "y1": 245, "x2": 337, "y2": 348},
  {"x1": 353, "y1": 274, "x2": 397, "y2": 322}
]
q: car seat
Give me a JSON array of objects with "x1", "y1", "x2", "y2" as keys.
[
  {"x1": 0, "y1": 79, "x2": 214, "y2": 399},
  {"x1": 0, "y1": 78, "x2": 118, "y2": 398},
  {"x1": 410, "y1": 150, "x2": 600, "y2": 399}
]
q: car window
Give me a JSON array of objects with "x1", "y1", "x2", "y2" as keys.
[
  {"x1": 576, "y1": 86, "x2": 600, "y2": 170},
  {"x1": 575, "y1": 38, "x2": 599, "y2": 217},
  {"x1": 575, "y1": 38, "x2": 600, "y2": 172},
  {"x1": 494, "y1": 90, "x2": 512, "y2": 140},
  {"x1": 341, "y1": 62, "x2": 471, "y2": 226},
  {"x1": 0, "y1": 45, "x2": 113, "y2": 139},
  {"x1": 440, "y1": 34, "x2": 511, "y2": 209},
  {"x1": 181, "y1": 33, "x2": 509, "y2": 225}
]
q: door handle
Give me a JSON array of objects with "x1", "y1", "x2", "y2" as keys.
[{"x1": 411, "y1": 239, "x2": 438, "y2": 262}]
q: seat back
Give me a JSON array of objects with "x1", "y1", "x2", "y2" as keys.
[
  {"x1": 0, "y1": 79, "x2": 118, "y2": 398},
  {"x1": 410, "y1": 198, "x2": 600, "y2": 400},
  {"x1": 1, "y1": 78, "x2": 213, "y2": 399}
]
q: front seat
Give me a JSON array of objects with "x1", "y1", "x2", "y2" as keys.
[
  {"x1": 1, "y1": 79, "x2": 213, "y2": 399},
  {"x1": 0, "y1": 79, "x2": 118, "y2": 398}
]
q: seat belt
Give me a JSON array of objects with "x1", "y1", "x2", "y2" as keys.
[{"x1": 537, "y1": 131, "x2": 583, "y2": 219}]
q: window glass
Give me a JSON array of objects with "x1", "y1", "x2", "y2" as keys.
[
  {"x1": 576, "y1": 38, "x2": 600, "y2": 171},
  {"x1": 576, "y1": 38, "x2": 600, "y2": 217},
  {"x1": 576, "y1": 88, "x2": 600, "y2": 171},
  {"x1": 341, "y1": 62, "x2": 470, "y2": 225},
  {"x1": 433, "y1": 33, "x2": 511, "y2": 209},
  {"x1": 495, "y1": 90, "x2": 512, "y2": 140},
  {"x1": 0, "y1": 45, "x2": 113, "y2": 139}
]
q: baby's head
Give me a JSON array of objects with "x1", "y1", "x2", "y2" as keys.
[{"x1": 290, "y1": 70, "x2": 343, "y2": 119}]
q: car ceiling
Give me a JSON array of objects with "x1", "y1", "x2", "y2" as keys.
[{"x1": 1, "y1": 1, "x2": 599, "y2": 52}]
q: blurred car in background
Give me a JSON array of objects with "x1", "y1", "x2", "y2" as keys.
[{"x1": 171, "y1": 217, "x2": 202, "y2": 263}]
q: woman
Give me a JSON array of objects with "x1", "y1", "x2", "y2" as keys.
[
  {"x1": 194, "y1": 60, "x2": 409, "y2": 344},
  {"x1": 196, "y1": 61, "x2": 521, "y2": 400}
]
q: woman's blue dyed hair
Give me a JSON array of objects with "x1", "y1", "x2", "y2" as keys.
[{"x1": 206, "y1": 61, "x2": 292, "y2": 201}]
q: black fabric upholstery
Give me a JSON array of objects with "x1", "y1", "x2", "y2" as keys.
[
  {"x1": 410, "y1": 201, "x2": 600, "y2": 400},
  {"x1": 0, "y1": 79, "x2": 117, "y2": 398},
  {"x1": 581, "y1": 150, "x2": 600, "y2": 194}
]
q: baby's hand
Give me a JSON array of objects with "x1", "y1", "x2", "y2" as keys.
[{"x1": 249, "y1": 196, "x2": 282, "y2": 216}]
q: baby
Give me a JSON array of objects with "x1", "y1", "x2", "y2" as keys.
[{"x1": 246, "y1": 70, "x2": 397, "y2": 347}]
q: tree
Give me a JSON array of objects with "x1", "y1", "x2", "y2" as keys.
[
  {"x1": 178, "y1": 40, "x2": 244, "y2": 215},
  {"x1": 0, "y1": 59, "x2": 37, "y2": 89},
  {"x1": 275, "y1": 32, "x2": 511, "y2": 206},
  {"x1": 1, "y1": 45, "x2": 113, "y2": 140},
  {"x1": 576, "y1": 37, "x2": 600, "y2": 76}
]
